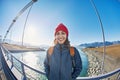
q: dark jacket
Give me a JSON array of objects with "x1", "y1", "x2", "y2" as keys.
[{"x1": 44, "y1": 44, "x2": 82, "y2": 80}]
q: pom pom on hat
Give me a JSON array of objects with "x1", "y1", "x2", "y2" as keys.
[{"x1": 55, "y1": 23, "x2": 69, "y2": 37}]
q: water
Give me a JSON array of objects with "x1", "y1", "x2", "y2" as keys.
[
  {"x1": 77, "y1": 48, "x2": 88, "y2": 77},
  {"x1": 12, "y1": 47, "x2": 88, "y2": 78}
]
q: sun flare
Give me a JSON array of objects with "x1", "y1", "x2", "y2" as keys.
[{"x1": 23, "y1": 25, "x2": 38, "y2": 44}]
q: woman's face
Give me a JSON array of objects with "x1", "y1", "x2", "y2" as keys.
[{"x1": 55, "y1": 30, "x2": 67, "y2": 44}]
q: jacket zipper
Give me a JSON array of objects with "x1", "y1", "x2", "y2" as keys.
[{"x1": 59, "y1": 46, "x2": 62, "y2": 80}]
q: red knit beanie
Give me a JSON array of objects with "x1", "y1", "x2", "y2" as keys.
[{"x1": 55, "y1": 23, "x2": 69, "y2": 37}]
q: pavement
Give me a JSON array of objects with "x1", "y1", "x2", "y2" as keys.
[{"x1": 0, "y1": 46, "x2": 7, "y2": 80}]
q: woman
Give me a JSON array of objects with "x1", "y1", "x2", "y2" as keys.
[{"x1": 44, "y1": 23, "x2": 82, "y2": 80}]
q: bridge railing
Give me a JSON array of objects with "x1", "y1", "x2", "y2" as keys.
[
  {"x1": 1, "y1": 44, "x2": 120, "y2": 80},
  {"x1": 1, "y1": 44, "x2": 46, "y2": 80}
]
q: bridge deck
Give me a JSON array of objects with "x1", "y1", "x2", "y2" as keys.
[
  {"x1": 0, "y1": 48, "x2": 7, "y2": 80},
  {"x1": 0, "y1": 70, "x2": 6, "y2": 80}
]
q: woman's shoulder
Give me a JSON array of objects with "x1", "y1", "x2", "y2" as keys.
[
  {"x1": 47, "y1": 46, "x2": 54, "y2": 56},
  {"x1": 71, "y1": 47, "x2": 80, "y2": 55},
  {"x1": 70, "y1": 46, "x2": 78, "y2": 51}
]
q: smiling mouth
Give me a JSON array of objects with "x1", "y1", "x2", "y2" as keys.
[{"x1": 58, "y1": 38, "x2": 64, "y2": 41}]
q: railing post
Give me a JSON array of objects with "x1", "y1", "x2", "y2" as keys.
[
  {"x1": 21, "y1": 63, "x2": 27, "y2": 80},
  {"x1": 0, "y1": 44, "x2": 2, "y2": 71},
  {"x1": 0, "y1": 35, "x2": 2, "y2": 44},
  {"x1": 116, "y1": 72, "x2": 120, "y2": 80},
  {"x1": 10, "y1": 55, "x2": 13, "y2": 69},
  {"x1": 6, "y1": 50, "x2": 9, "y2": 60}
]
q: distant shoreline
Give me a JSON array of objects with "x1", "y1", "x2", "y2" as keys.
[
  {"x1": 9, "y1": 49, "x2": 44, "y2": 53},
  {"x1": 2, "y1": 43, "x2": 45, "y2": 53}
]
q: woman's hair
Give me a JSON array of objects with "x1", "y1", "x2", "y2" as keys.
[
  {"x1": 64, "y1": 38, "x2": 70, "y2": 48},
  {"x1": 54, "y1": 38, "x2": 70, "y2": 49}
]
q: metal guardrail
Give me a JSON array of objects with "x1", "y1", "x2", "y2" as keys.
[
  {"x1": 0, "y1": 44, "x2": 17, "y2": 80},
  {"x1": 77, "y1": 68, "x2": 120, "y2": 80},
  {"x1": 1, "y1": 44, "x2": 120, "y2": 80},
  {"x1": 1, "y1": 45, "x2": 45, "y2": 80}
]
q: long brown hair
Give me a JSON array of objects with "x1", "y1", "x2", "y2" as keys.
[
  {"x1": 64, "y1": 38, "x2": 70, "y2": 48},
  {"x1": 54, "y1": 38, "x2": 70, "y2": 49}
]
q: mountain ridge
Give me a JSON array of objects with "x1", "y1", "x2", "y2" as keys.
[{"x1": 79, "y1": 40, "x2": 120, "y2": 48}]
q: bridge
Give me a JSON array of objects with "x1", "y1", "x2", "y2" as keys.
[{"x1": 0, "y1": 0, "x2": 120, "y2": 80}]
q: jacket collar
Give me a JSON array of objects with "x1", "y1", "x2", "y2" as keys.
[{"x1": 55, "y1": 43, "x2": 68, "y2": 50}]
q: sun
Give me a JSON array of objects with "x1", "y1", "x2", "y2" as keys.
[{"x1": 23, "y1": 25, "x2": 38, "y2": 45}]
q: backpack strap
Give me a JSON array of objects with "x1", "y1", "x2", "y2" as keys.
[
  {"x1": 70, "y1": 46, "x2": 76, "y2": 68},
  {"x1": 48, "y1": 46, "x2": 54, "y2": 56},
  {"x1": 70, "y1": 46, "x2": 75, "y2": 56}
]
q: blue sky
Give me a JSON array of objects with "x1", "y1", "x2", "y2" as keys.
[{"x1": 0, "y1": 0, "x2": 120, "y2": 46}]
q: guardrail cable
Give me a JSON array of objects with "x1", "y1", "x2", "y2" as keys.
[{"x1": 90, "y1": 0, "x2": 106, "y2": 74}]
